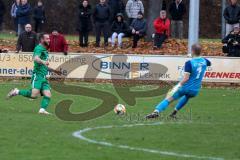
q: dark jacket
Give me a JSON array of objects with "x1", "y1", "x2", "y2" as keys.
[
  {"x1": 130, "y1": 18, "x2": 147, "y2": 35},
  {"x1": 17, "y1": 31, "x2": 38, "y2": 52},
  {"x1": 77, "y1": 4, "x2": 92, "y2": 32},
  {"x1": 169, "y1": 0, "x2": 186, "y2": 21},
  {"x1": 224, "y1": 4, "x2": 240, "y2": 24},
  {"x1": 111, "y1": 14, "x2": 128, "y2": 34},
  {"x1": 16, "y1": 3, "x2": 32, "y2": 25},
  {"x1": 33, "y1": 6, "x2": 45, "y2": 22},
  {"x1": 108, "y1": 0, "x2": 125, "y2": 20},
  {"x1": 222, "y1": 31, "x2": 240, "y2": 57},
  {"x1": 93, "y1": 3, "x2": 111, "y2": 23},
  {"x1": 0, "y1": 0, "x2": 6, "y2": 17},
  {"x1": 0, "y1": 0, "x2": 6, "y2": 18}
]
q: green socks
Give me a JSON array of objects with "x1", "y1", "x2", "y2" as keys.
[
  {"x1": 41, "y1": 96, "x2": 51, "y2": 109},
  {"x1": 19, "y1": 90, "x2": 51, "y2": 109},
  {"x1": 19, "y1": 90, "x2": 32, "y2": 98}
]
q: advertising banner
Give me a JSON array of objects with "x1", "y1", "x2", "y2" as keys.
[{"x1": 0, "y1": 53, "x2": 239, "y2": 83}]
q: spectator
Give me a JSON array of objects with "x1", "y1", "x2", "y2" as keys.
[
  {"x1": 111, "y1": 13, "x2": 128, "y2": 48},
  {"x1": 222, "y1": 26, "x2": 240, "y2": 57},
  {"x1": 130, "y1": 11, "x2": 147, "y2": 48},
  {"x1": 11, "y1": 0, "x2": 20, "y2": 35},
  {"x1": 153, "y1": 10, "x2": 170, "y2": 49},
  {"x1": 16, "y1": 24, "x2": 38, "y2": 53},
  {"x1": 126, "y1": 0, "x2": 144, "y2": 25},
  {"x1": 16, "y1": 0, "x2": 32, "y2": 36},
  {"x1": 169, "y1": 0, "x2": 186, "y2": 39},
  {"x1": 0, "y1": 0, "x2": 6, "y2": 31},
  {"x1": 33, "y1": 0, "x2": 46, "y2": 33},
  {"x1": 77, "y1": 0, "x2": 92, "y2": 47},
  {"x1": 93, "y1": 0, "x2": 111, "y2": 47},
  {"x1": 108, "y1": 0, "x2": 125, "y2": 22},
  {"x1": 49, "y1": 28, "x2": 68, "y2": 55},
  {"x1": 224, "y1": 0, "x2": 240, "y2": 35}
]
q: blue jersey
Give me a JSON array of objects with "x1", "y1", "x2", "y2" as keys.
[{"x1": 182, "y1": 57, "x2": 211, "y2": 92}]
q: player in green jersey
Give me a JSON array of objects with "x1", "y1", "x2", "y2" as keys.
[{"x1": 7, "y1": 33, "x2": 62, "y2": 115}]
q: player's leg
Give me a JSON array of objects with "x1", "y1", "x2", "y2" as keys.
[
  {"x1": 170, "y1": 91, "x2": 198, "y2": 118},
  {"x1": 146, "y1": 85, "x2": 183, "y2": 119},
  {"x1": 146, "y1": 96, "x2": 176, "y2": 119},
  {"x1": 170, "y1": 95, "x2": 190, "y2": 118},
  {"x1": 38, "y1": 81, "x2": 52, "y2": 115},
  {"x1": 39, "y1": 90, "x2": 51, "y2": 115},
  {"x1": 7, "y1": 88, "x2": 40, "y2": 99},
  {"x1": 155, "y1": 96, "x2": 174, "y2": 113},
  {"x1": 15, "y1": 75, "x2": 42, "y2": 99},
  {"x1": 19, "y1": 88, "x2": 40, "y2": 98}
]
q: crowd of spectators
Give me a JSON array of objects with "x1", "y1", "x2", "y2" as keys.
[
  {"x1": 0, "y1": 0, "x2": 187, "y2": 54},
  {"x1": 0, "y1": 0, "x2": 240, "y2": 57},
  {"x1": 223, "y1": 0, "x2": 240, "y2": 57}
]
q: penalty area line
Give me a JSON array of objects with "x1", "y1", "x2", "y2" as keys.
[{"x1": 72, "y1": 122, "x2": 224, "y2": 160}]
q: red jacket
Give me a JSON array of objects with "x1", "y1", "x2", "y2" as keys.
[
  {"x1": 49, "y1": 34, "x2": 68, "y2": 53},
  {"x1": 153, "y1": 17, "x2": 171, "y2": 37}
]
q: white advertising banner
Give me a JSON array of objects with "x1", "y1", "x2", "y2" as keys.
[{"x1": 0, "y1": 53, "x2": 239, "y2": 83}]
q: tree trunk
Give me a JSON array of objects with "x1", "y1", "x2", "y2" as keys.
[{"x1": 146, "y1": 0, "x2": 163, "y2": 41}]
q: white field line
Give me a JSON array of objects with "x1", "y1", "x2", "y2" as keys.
[{"x1": 73, "y1": 122, "x2": 224, "y2": 160}]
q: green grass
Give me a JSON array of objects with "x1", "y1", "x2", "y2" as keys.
[
  {"x1": 0, "y1": 32, "x2": 17, "y2": 40},
  {"x1": 0, "y1": 81, "x2": 239, "y2": 160}
]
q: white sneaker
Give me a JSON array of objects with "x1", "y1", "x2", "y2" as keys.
[
  {"x1": 38, "y1": 108, "x2": 52, "y2": 115},
  {"x1": 6, "y1": 88, "x2": 19, "y2": 99}
]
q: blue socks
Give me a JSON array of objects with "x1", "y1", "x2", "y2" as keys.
[
  {"x1": 175, "y1": 96, "x2": 189, "y2": 111},
  {"x1": 155, "y1": 96, "x2": 190, "y2": 113},
  {"x1": 155, "y1": 99, "x2": 170, "y2": 112}
]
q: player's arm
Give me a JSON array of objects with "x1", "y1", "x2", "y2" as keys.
[
  {"x1": 34, "y1": 56, "x2": 62, "y2": 75},
  {"x1": 34, "y1": 55, "x2": 49, "y2": 66},
  {"x1": 170, "y1": 72, "x2": 189, "y2": 96},
  {"x1": 47, "y1": 67, "x2": 62, "y2": 75},
  {"x1": 205, "y1": 58, "x2": 212, "y2": 67},
  {"x1": 179, "y1": 73, "x2": 190, "y2": 86},
  {"x1": 179, "y1": 61, "x2": 192, "y2": 86}
]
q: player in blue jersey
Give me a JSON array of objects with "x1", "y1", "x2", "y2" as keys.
[{"x1": 146, "y1": 44, "x2": 211, "y2": 119}]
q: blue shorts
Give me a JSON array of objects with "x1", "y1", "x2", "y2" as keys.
[{"x1": 172, "y1": 88, "x2": 198, "y2": 100}]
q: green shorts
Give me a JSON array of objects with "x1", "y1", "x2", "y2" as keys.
[{"x1": 31, "y1": 74, "x2": 51, "y2": 91}]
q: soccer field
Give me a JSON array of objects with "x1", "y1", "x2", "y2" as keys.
[{"x1": 0, "y1": 82, "x2": 239, "y2": 160}]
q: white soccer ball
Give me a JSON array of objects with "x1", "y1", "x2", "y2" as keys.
[{"x1": 114, "y1": 104, "x2": 126, "y2": 115}]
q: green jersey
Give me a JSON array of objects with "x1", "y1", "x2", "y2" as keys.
[{"x1": 33, "y1": 44, "x2": 49, "y2": 76}]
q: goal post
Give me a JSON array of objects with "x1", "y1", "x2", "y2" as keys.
[{"x1": 188, "y1": 0, "x2": 200, "y2": 56}]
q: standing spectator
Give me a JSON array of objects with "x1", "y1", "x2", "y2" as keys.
[
  {"x1": 130, "y1": 11, "x2": 147, "y2": 48},
  {"x1": 169, "y1": 0, "x2": 186, "y2": 39},
  {"x1": 222, "y1": 26, "x2": 240, "y2": 57},
  {"x1": 224, "y1": 0, "x2": 240, "y2": 35},
  {"x1": 153, "y1": 10, "x2": 170, "y2": 49},
  {"x1": 16, "y1": 24, "x2": 38, "y2": 53},
  {"x1": 16, "y1": 0, "x2": 32, "y2": 36},
  {"x1": 93, "y1": 0, "x2": 111, "y2": 47},
  {"x1": 108, "y1": 0, "x2": 125, "y2": 22},
  {"x1": 49, "y1": 28, "x2": 68, "y2": 55},
  {"x1": 125, "y1": 0, "x2": 144, "y2": 25},
  {"x1": 11, "y1": 0, "x2": 20, "y2": 35},
  {"x1": 77, "y1": 0, "x2": 92, "y2": 47},
  {"x1": 33, "y1": 0, "x2": 46, "y2": 33},
  {"x1": 111, "y1": 13, "x2": 128, "y2": 48},
  {"x1": 0, "y1": 0, "x2": 6, "y2": 31}
]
